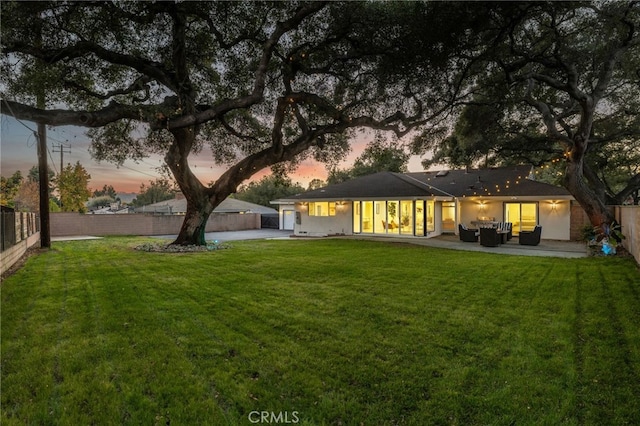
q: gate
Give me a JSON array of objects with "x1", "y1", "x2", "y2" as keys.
[{"x1": 261, "y1": 214, "x2": 279, "y2": 229}]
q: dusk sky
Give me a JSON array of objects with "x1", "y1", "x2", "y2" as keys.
[{"x1": 1, "y1": 115, "x2": 426, "y2": 194}]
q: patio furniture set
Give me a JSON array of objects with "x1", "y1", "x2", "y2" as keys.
[{"x1": 459, "y1": 223, "x2": 542, "y2": 247}]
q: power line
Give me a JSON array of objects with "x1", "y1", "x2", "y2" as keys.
[
  {"x1": 118, "y1": 163, "x2": 161, "y2": 179},
  {"x1": 1, "y1": 102, "x2": 36, "y2": 134},
  {"x1": 46, "y1": 146, "x2": 59, "y2": 175},
  {"x1": 52, "y1": 143, "x2": 71, "y2": 173}
]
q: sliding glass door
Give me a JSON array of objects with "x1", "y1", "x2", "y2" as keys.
[
  {"x1": 353, "y1": 200, "x2": 433, "y2": 236},
  {"x1": 441, "y1": 202, "x2": 456, "y2": 233},
  {"x1": 505, "y1": 203, "x2": 538, "y2": 235}
]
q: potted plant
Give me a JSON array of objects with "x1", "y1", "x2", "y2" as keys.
[{"x1": 595, "y1": 221, "x2": 625, "y2": 256}]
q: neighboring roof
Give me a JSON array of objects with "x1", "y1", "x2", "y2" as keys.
[
  {"x1": 275, "y1": 166, "x2": 572, "y2": 202},
  {"x1": 135, "y1": 197, "x2": 278, "y2": 215},
  {"x1": 214, "y1": 198, "x2": 278, "y2": 214}
]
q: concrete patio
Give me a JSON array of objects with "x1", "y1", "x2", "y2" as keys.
[{"x1": 344, "y1": 234, "x2": 588, "y2": 258}]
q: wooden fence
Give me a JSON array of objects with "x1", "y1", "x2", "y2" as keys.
[
  {"x1": 1, "y1": 207, "x2": 40, "y2": 275},
  {"x1": 615, "y1": 205, "x2": 640, "y2": 265}
]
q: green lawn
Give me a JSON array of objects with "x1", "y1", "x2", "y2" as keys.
[{"x1": 1, "y1": 237, "x2": 639, "y2": 425}]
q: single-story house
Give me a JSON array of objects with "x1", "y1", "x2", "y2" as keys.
[
  {"x1": 135, "y1": 194, "x2": 278, "y2": 216},
  {"x1": 271, "y1": 166, "x2": 575, "y2": 240}
]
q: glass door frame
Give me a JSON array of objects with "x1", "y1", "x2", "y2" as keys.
[
  {"x1": 441, "y1": 201, "x2": 456, "y2": 233},
  {"x1": 352, "y1": 200, "x2": 429, "y2": 236},
  {"x1": 504, "y1": 202, "x2": 539, "y2": 235}
]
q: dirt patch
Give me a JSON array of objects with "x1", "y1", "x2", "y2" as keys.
[{"x1": 134, "y1": 242, "x2": 230, "y2": 253}]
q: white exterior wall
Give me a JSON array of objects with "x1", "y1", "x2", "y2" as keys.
[
  {"x1": 291, "y1": 197, "x2": 572, "y2": 240},
  {"x1": 538, "y1": 199, "x2": 571, "y2": 240},
  {"x1": 458, "y1": 199, "x2": 503, "y2": 226},
  {"x1": 278, "y1": 205, "x2": 296, "y2": 230},
  {"x1": 431, "y1": 201, "x2": 443, "y2": 237},
  {"x1": 457, "y1": 197, "x2": 572, "y2": 240},
  {"x1": 294, "y1": 203, "x2": 353, "y2": 236}
]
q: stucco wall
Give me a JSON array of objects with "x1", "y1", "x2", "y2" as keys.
[
  {"x1": 458, "y1": 198, "x2": 571, "y2": 240},
  {"x1": 616, "y1": 206, "x2": 640, "y2": 264},
  {"x1": 459, "y1": 199, "x2": 501, "y2": 226},
  {"x1": 294, "y1": 204, "x2": 352, "y2": 236},
  {"x1": 50, "y1": 213, "x2": 261, "y2": 237},
  {"x1": 538, "y1": 199, "x2": 571, "y2": 240}
]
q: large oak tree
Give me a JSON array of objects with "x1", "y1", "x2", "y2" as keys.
[
  {"x1": 414, "y1": 1, "x2": 640, "y2": 226},
  {"x1": 1, "y1": 1, "x2": 466, "y2": 245}
]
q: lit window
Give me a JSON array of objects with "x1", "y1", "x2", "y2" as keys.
[{"x1": 309, "y1": 202, "x2": 336, "y2": 216}]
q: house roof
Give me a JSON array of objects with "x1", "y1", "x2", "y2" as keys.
[
  {"x1": 275, "y1": 166, "x2": 572, "y2": 202},
  {"x1": 406, "y1": 167, "x2": 572, "y2": 198},
  {"x1": 135, "y1": 197, "x2": 278, "y2": 214},
  {"x1": 276, "y1": 172, "x2": 452, "y2": 201}
]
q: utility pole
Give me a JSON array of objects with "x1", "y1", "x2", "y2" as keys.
[
  {"x1": 36, "y1": 123, "x2": 50, "y2": 248},
  {"x1": 52, "y1": 144, "x2": 71, "y2": 176},
  {"x1": 52, "y1": 144, "x2": 71, "y2": 211},
  {"x1": 35, "y1": 19, "x2": 50, "y2": 248}
]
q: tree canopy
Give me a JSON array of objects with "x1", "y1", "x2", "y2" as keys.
[
  {"x1": 93, "y1": 184, "x2": 118, "y2": 200},
  {"x1": 414, "y1": 1, "x2": 640, "y2": 218},
  {"x1": 56, "y1": 161, "x2": 92, "y2": 212},
  {"x1": 4, "y1": 1, "x2": 635, "y2": 239},
  {"x1": 132, "y1": 178, "x2": 176, "y2": 208},
  {"x1": 328, "y1": 136, "x2": 410, "y2": 184},
  {"x1": 1, "y1": 1, "x2": 467, "y2": 244},
  {"x1": 235, "y1": 175, "x2": 305, "y2": 208},
  {"x1": 0, "y1": 171, "x2": 23, "y2": 208}
]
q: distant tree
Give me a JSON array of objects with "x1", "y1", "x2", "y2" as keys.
[
  {"x1": 235, "y1": 175, "x2": 305, "y2": 207},
  {"x1": 132, "y1": 179, "x2": 176, "y2": 207},
  {"x1": 26, "y1": 165, "x2": 59, "y2": 206},
  {"x1": 27, "y1": 165, "x2": 55, "y2": 184},
  {"x1": 328, "y1": 136, "x2": 410, "y2": 184},
  {"x1": 0, "y1": 171, "x2": 23, "y2": 207},
  {"x1": 93, "y1": 184, "x2": 118, "y2": 200},
  {"x1": 87, "y1": 195, "x2": 117, "y2": 210},
  {"x1": 13, "y1": 180, "x2": 39, "y2": 212},
  {"x1": 307, "y1": 179, "x2": 326, "y2": 191},
  {"x1": 56, "y1": 162, "x2": 92, "y2": 212}
]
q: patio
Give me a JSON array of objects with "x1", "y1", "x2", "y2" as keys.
[{"x1": 346, "y1": 234, "x2": 588, "y2": 258}]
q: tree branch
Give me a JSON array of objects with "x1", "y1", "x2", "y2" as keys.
[
  {"x1": 62, "y1": 75, "x2": 152, "y2": 102},
  {"x1": 159, "y1": 2, "x2": 328, "y2": 131},
  {"x1": 613, "y1": 172, "x2": 640, "y2": 204},
  {"x1": 1, "y1": 99, "x2": 147, "y2": 127},
  {"x1": 6, "y1": 40, "x2": 178, "y2": 92},
  {"x1": 522, "y1": 82, "x2": 573, "y2": 146}
]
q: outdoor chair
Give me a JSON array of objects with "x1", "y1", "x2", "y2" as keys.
[
  {"x1": 459, "y1": 224, "x2": 479, "y2": 242},
  {"x1": 504, "y1": 222, "x2": 513, "y2": 240},
  {"x1": 496, "y1": 222, "x2": 513, "y2": 240},
  {"x1": 519, "y1": 225, "x2": 542, "y2": 246},
  {"x1": 479, "y1": 227, "x2": 501, "y2": 247}
]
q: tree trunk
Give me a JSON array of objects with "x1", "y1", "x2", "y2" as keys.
[
  {"x1": 164, "y1": 109, "x2": 322, "y2": 245},
  {"x1": 172, "y1": 196, "x2": 214, "y2": 246},
  {"x1": 165, "y1": 127, "x2": 218, "y2": 246},
  {"x1": 564, "y1": 144, "x2": 614, "y2": 228}
]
